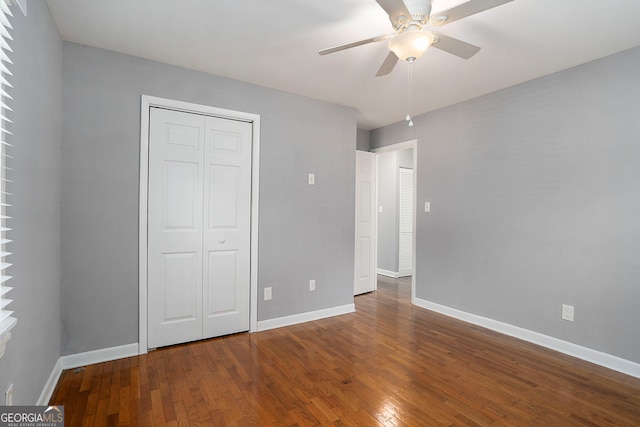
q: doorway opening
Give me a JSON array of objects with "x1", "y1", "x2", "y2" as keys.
[{"x1": 372, "y1": 139, "x2": 417, "y2": 303}]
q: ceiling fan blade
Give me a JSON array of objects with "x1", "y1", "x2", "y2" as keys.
[
  {"x1": 375, "y1": 0, "x2": 411, "y2": 27},
  {"x1": 319, "y1": 34, "x2": 390, "y2": 56},
  {"x1": 376, "y1": 51, "x2": 399, "y2": 76},
  {"x1": 431, "y1": 0, "x2": 514, "y2": 26},
  {"x1": 431, "y1": 33, "x2": 481, "y2": 59}
]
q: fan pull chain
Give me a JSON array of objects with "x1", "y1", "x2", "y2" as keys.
[{"x1": 406, "y1": 59, "x2": 414, "y2": 127}]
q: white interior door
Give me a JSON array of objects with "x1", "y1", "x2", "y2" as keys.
[
  {"x1": 148, "y1": 108, "x2": 204, "y2": 347},
  {"x1": 148, "y1": 107, "x2": 251, "y2": 348},
  {"x1": 398, "y1": 167, "x2": 414, "y2": 277},
  {"x1": 354, "y1": 150, "x2": 377, "y2": 295},
  {"x1": 202, "y1": 116, "x2": 251, "y2": 338}
]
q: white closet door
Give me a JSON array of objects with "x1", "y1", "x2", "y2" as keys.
[
  {"x1": 354, "y1": 150, "x2": 377, "y2": 295},
  {"x1": 148, "y1": 108, "x2": 205, "y2": 348},
  {"x1": 398, "y1": 167, "x2": 413, "y2": 277},
  {"x1": 202, "y1": 116, "x2": 251, "y2": 338},
  {"x1": 148, "y1": 108, "x2": 251, "y2": 348}
]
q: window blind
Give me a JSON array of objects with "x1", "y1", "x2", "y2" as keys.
[{"x1": 0, "y1": 0, "x2": 15, "y2": 357}]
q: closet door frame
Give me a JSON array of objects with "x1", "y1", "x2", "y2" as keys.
[{"x1": 138, "y1": 95, "x2": 261, "y2": 354}]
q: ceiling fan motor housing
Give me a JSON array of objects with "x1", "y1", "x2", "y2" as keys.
[{"x1": 404, "y1": 0, "x2": 432, "y2": 24}]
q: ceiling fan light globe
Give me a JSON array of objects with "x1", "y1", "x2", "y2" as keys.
[{"x1": 388, "y1": 29, "x2": 435, "y2": 62}]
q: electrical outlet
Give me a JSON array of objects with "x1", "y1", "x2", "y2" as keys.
[
  {"x1": 562, "y1": 304, "x2": 574, "y2": 322},
  {"x1": 309, "y1": 280, "x2": 316, "y2": 291},
  {"x1": 264, "y1": 287, "x2": 272, "y2": 301},
  {"x1": 5, "y1": 383, "x2": 13, "y2": 406}
]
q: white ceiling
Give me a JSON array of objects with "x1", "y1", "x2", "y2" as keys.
[{"x1": 46, "y1": 0, "x2": 640, "y2": 130}]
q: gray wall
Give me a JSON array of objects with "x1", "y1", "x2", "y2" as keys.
[
  {"x1": 356, "y1": 128, "x2": 370, "y2": 151},
  {"x1": 61, "y1": 43, "x2": 357, "y2": 355},
  {"x1": 376, "y1": 149, "x2": 413, "y2": 273},
  {"x1": 376, "y1": 152, "x2": 399, "y2": 272},
  {"x1": 0, "y1": 2, "x2": 62, "y2": 404},
  {"x1": 371, "y1": 47, "x2": 640, "y2": 363}
]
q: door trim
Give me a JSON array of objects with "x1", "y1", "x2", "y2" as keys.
[
  {"x1": 371, "y1": 139, "x2": 417, "y2": 304},
  {"x1": 138, "y1": 95, "x2": 260, "y2": 354}
]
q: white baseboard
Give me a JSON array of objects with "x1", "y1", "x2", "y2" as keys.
[
  {"x1": 40, "y1": 304, "x2": 357, "y2": 402},
  {"x1": 257, "y1": 303, "x2": 355, "y2": 332},
  {"x1": 413, "y1": 297, "x2": 640, "y2": 379},
  {"x1": 37, "y1": 358, "x2": 63, "y2": 405},
  {"x1": 61, "y1": 343, "x2": 139, "y2": 370},
  {"x1": 377, "y1": 269, "x2": 399, "y2": 278},
  {"x1": 398, "y1": 269, "x2": 413, "y2": 278},
  {"x1": 39, "y1": 304, "x2": 357, "y2": 404},
  {"x1": 38, "y1": 343, "x2": 140, "y2": 405}
]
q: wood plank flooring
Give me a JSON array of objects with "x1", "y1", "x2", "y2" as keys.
[{"x1": 51, "y1": 276, "x2": 640, "y2": 426}]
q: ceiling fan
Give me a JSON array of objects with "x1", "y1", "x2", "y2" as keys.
[{"x1": 319, "y1": 0, "x2": 514, "y2": 76}]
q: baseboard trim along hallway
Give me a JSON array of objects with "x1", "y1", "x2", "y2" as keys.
[
  {"x1": 38, "y1": 343, "x2": 139, "y2": 405},
  {"x1": 413, "y1": 297, "x2": 640, "y2": 379},
  {"x1": 376, "y1": 268, "x2": 400, "y2": 278},
  {"x1": 257, "y1": 303, "x2": 355, "y2": 332}
]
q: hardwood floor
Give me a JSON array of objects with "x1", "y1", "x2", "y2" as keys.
[{"x1": 51, "y1": 276, "x2": 640, "y2": 426}]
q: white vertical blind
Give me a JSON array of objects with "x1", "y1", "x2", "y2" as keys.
[
  {"x1": 0, "y1": 0, "x2": 16, "y2": 355},
  {"x1": 398, "y1": 167, "x2": 413, "y2": 273}
]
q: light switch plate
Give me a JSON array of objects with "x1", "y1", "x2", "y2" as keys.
[
  {"x1": 424, "y1": 202, "x2": 431, "y2": 212},
  {"x1": 264, "y1": 287, "x2": 272, "y2": 301},
  {"x1": 308, "y1": 173, "x2": 315, "y2": 185}
]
